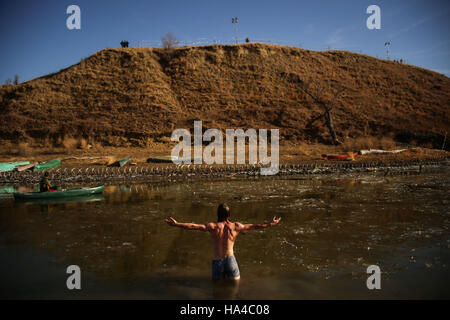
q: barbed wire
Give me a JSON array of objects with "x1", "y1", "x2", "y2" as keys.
[{"x1": 0, "y1": 159, "x2": 447, "y2": 184}]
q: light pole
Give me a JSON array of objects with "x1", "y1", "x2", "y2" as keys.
[
  {"x1": 232, "y1": 17, "x2": 238, "y2": 44},
  {"x1": 385, "y1": 41, "x2": 391, "y2": 60}
]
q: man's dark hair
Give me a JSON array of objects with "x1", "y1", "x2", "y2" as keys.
[
  {"x1": 217, "y1": 203, "x2": 230, "y2": 222},
  {"x1": 44, "y1": 172, "x2": 49, "y2": 177}
]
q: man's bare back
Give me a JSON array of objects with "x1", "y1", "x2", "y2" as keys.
[
  {"x1": 165, "y1": 204, "x2": 281, "y2": 280},
  {"x1": 207, "y1": 221, "x2": 239, "y2": 259},
  {"x1": 206, "y1": 219, "x2": 282, "y2": 259}
]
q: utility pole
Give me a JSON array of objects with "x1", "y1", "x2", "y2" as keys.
[
  {"x1": 232, "y1": 17, "x2": 238, "y2": 44},
  {"x1": 385, "y1": 41, "x2": 391, "y2": 60}
]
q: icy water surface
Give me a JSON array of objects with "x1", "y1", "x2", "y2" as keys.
[{"x1": 0, "y1": 170, "x2": 449, "y2": 299}]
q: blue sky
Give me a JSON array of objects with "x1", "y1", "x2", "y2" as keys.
[{"x1": 0, "y1": 0, "x2": 449, "y2": 83}]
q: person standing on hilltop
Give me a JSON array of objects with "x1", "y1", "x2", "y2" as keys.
[{"x1": 164, "y1": 203, "x2": 281, "y2": 282}]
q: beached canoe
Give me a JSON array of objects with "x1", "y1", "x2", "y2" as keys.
[
  {"x1": 109, "y1": 157, "x2": 131, "y2": 167},
  {"x1": 321, "y1": 153, "x2": 358, "y2": 160},
  {"x1": 0, "y1": 186, "x2": 15, "y2": 194},
  {"x1": 359, "y1": 149, "x2": 408, "y2": 155},
  {"x1": 147, "y1": 156, "x2": 176, "y2": 163},
  {"x1": 33, "y1": 159, "x2": 61, "y2": 172},
  {"x1": 13, "y1": 185, "x2": 104, "y2": 200},
  {"x1": 146, "y1": 156, "x2": 202, "y2": 163},
  {"x1": 0, "y1": 161, "x2": 30, "y2": 172},
  {"x1": 16, "y1": 162, "x2": 37, "y2": 172}
]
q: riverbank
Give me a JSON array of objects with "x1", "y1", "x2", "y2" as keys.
[
  {"x1": 1, "y1": 143, "x2": 448, "y2": 184},
  {"x1": 0, "y1": 143, "x2": 448, "y2": 166},
  {"x1": 1, "y1": 154, "x2": 448, "y2": 184}
]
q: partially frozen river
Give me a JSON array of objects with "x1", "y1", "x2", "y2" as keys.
[{"x1": 1, "y1": 169, "x2": 449, "y2": 299}]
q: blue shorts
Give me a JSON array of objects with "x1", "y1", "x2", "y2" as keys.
[{"x1": 212, "y1": 255, "x2": 240, "y2": 280}]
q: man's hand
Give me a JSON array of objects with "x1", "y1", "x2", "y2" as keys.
[
  {"x1": 270, "y1": 216, "x2": 281, "y2": 226},
  {"x1": 165, "y1": 217, "x2": 178, "y2": 226},
  {"x1": 236, "y1": 216, "x2": 282, "y2": 233}
]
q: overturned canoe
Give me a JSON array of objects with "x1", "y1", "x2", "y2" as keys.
[
  {"x1": 0, "y1": 161, "x2": 30, "y2": 172},
  {"x1": 359, "y1": 149, "x2": 408, "y2": 155},
  {"x1": 13, "y1": 185, "x2": 104, "y2": 200},
  {"x1": 33, "y1": 159, "x2": 61, "y2": 172},
  {"x1": 146, "y1": 156, "x2": 202, "y2": 163},
  {"x1": 16, "y1": 162, "x2": 37, "y2": 172},
  {"x1": 147, "y1": 156, "x2": 176, "y2": 163},
  {"x1": 109, "y1": 157, "x2": 131, "y2": 167}
]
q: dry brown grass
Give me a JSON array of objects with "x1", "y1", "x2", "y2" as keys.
[
  {"x1": 92, "y1": 141, "x2": 103, "y2": 151},
  {"x1": 0, "y1": 141, "x2": 31, "y2": 156},
  {"x1": 105, "y1": 156, "x2": 116, "y2": 165},
  {"x1": 79, "y1": 138, "x2": 88, "y2": 150},
  {"x1": 0, "y1": 43, "x2": 448, "y2": 150},
  {"x1": 59, "y1": 136, "x2": 91, "y2": 152},
  {"x1": 341, "y1": 136, "x2": 398, "y2": 152},
  {"x1": 62, "y1": 137, "x2": 78, "y2": 152},
  {"x1": 16, "y1": 142, "x2": 31, "y2": 156}
]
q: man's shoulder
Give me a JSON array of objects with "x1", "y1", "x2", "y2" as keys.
[
  {"x1": 226, "y1": 221, "x2": 244, "y2": 231},
  {"x1": 206, "y1": 221, "x2": 233, "y2": 229},
  {"x1": 206, "y1": 222, "x2": 218, "y2": 229},
  {"x1": 205, "y1": 222, "x2": 223, "y2": 232}
]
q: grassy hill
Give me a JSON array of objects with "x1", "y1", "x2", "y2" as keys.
[{"x1": 1, "y1": 43, "x2": 449, "y2": 151}]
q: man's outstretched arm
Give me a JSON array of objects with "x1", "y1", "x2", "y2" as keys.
[
  {"x1": 165, "y1": 217, "x2": 209, "y2": 232},
  {"x1": 236, "y1": 216, "x2": 281, "y2": 233}
]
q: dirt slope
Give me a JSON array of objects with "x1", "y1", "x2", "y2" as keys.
[{"x1": 0, "y1": 43, "x2": 449, "y2": 149}]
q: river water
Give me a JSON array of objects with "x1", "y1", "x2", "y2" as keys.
[{"x1": 0, "y1": 169, "x2": 449, "y2": 299}]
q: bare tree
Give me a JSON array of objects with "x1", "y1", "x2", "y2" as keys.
[
  {"x1": 161, "y1": 33, "x2": 179, "y2": 50},
  {"x1": 298, "y1": 76, "x2": 345, "y2": 145}
]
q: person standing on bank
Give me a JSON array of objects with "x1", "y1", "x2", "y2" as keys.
[{"x1": 164, "y1": 203, "x2": 281, "y2": 281}]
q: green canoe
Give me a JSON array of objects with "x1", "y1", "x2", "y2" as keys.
[
  {"x1": 0, "y1": 186, "x2": 15, "y2": 199},
  {"x1": 33, "y1": 159, "x2": 61, "y2": 172},
  {"x1": 0, "y1": 186, "x2": 15, "y2": 194},
  {"x1": 13, "y1": 185, "x2": 104, "y2": 200},
  {"x1": 15, "y1": 194, "x2": 105, "y2": 205},
  {"x1": 109, "y1": 157, "x2": 131, "y2": 167},
  {"x1": 0, "y1": 161, "x2": 30, "y2": 172}
]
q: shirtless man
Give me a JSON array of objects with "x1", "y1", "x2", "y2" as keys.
[{"x1": 164, "y1": 203, "x2": 281, "y2": 281}]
